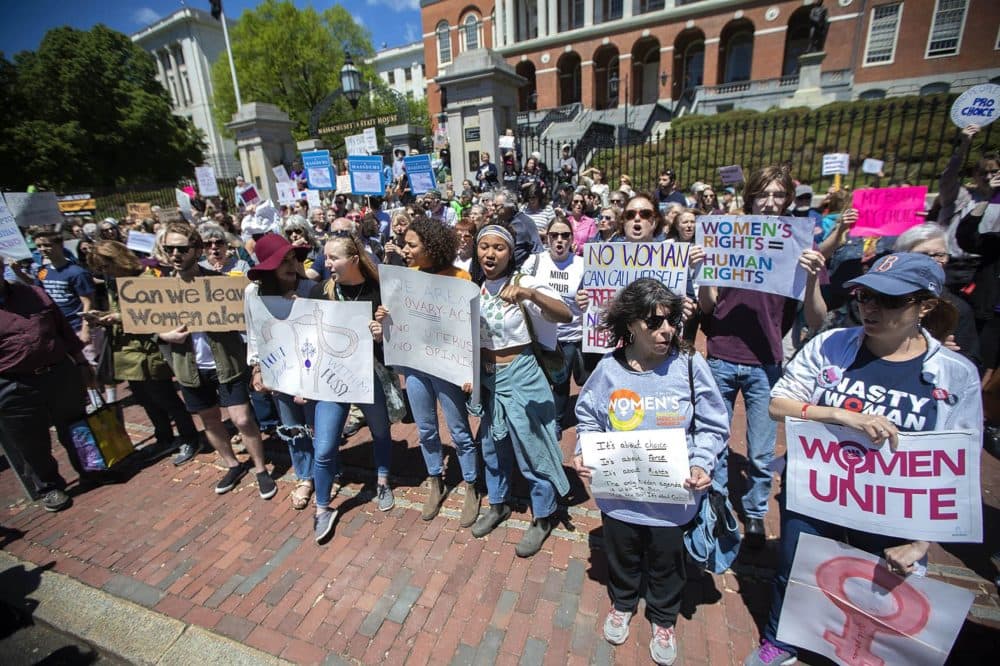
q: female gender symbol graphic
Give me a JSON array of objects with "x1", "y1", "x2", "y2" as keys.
[{"x1": 815, "y1": 556, "x2": 930, "y2": 666}]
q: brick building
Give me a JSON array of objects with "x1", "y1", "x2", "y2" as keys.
[{"x1": 420, "y1": 0, "x2": 1000, "y2": 120}]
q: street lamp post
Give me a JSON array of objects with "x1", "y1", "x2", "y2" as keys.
[{"x1": 341, "y1": 51, "x2": 362, "y2": 109}]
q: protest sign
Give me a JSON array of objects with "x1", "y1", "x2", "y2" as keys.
[
  {"x1": 305, "y1": 189, "x2": 321, "y2": 209},
  {"x1": 348, "y1": 156, "x2": 386, "y2": 195},
  {"x1": 822, "y1": 153, "x2": 850, "y2": 176},
  {"x1": 403, "y1": 154, "x2": 437, "y2": 195},
  {"x1": 498, "y1": 135, "x2": 515, "y2": 150},
  {"x1": 345, "y1": 133, "x2": 369, "y2": 156},
  {"x1": 949, "y1": 83, "x2": 1000, "y2": 129},
  {"x1": 336, "y1": 174, "x2": 353, "y2": 194},
  {"x1": 195, "y1": 165, "x2": 219, "y2": 197},
  {"x1": 363, "y1": 127, "x2": 379, "y2": 154},
  {"x1": 302, "y1": 150, "x2": 334, "y2": 190},
  {"x1": 238, "y1": 185, "x2": 260, "y2": 206},
  {"x1": 862, "y1": 158, "x2": 884, "y2": 175},
  {"x1": 246, "y1": 291, "x2": 374, "y2": 404},
  {"x1": 175, "y1": 189, "x2": 193, "y2": 222},
  {"x1": 126, "y1": 202, "x2": 153, "y2": 220},
  {"x1": 580, "y1": 241, "x2": 689, "y2": 353},
  {"x1": 273, "y1": 165, "x2": 290, "y2": 183},
  {"x1": 125, "y1": 231, "x2": 156, "y2": 255},
  {"x1": 778, "y1": 533, "x2": 974, "y2": 666},
  {"x1": 276, "y1": 181, "x2": 298, "y2": 205},
  {"x1": 116, "y1": 275, "x2": 250, "y2": 334},
  {"x1": 785, "y1": 419, "x2": 982, "y2": 542},
  {"x1": 695, "y1": 215, "x2": 813, "y2": 300},
  {"x1": 56, "y1": 193, "x2": 96, "y2": 217},
  {"x1": 849, "y1": 186, "x2": 928, "y2": 237},
  {"x1": 718, "y1": 165, "x2": 745, "y2": 185},
  {"x1": 378, "y1": 264, "x2": 480, "y2": 401},
  {"x1": 3, "y1": 192, "x2": 63, "y2": 227},
  {"x1": 579, "y1": 429, "x2": 693, "y2": 504},
  {"x1": 0, "y1": 196, "x2": 32, "y2": 261}
]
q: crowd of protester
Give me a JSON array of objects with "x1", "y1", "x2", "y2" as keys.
[{"x1": 1, "y1": 126, "x2": 997, "y2": 665}]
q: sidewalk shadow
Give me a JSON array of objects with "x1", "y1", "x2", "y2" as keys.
[
  {"x1": 0, "y1": 561, "x2": 53, "y2": 640},
  {"x1": 940, "y1": 502, "x2": 1000, "y2": 581}
]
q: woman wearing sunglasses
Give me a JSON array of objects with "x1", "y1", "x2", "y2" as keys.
[
  {"x1": 574, "y1": 279, "x2": 729, "y2": 665},
  {"x1": 566, "y1": 192, "x2": 596, "y2": 255},
  {"x1": 744, "y1": 252, "x2": 982, "y2": 666}
]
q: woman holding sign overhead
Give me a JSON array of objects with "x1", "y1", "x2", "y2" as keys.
[
  {"x1": 574, "y1": 279, "x2": 728, "y2": 666},
  {"x1": 743, "y1": 252, "x2": 982, "y2": 666}
]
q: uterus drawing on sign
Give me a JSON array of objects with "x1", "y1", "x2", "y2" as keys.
[{"x1": 260, "y1": 302, "x2": 359, "y2": 394}]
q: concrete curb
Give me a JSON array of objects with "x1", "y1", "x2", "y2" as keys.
[{"x1": 0, "y1": 551, "x2": 294, "y2": 666}]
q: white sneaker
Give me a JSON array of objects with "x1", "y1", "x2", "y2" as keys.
[{"x1": 603, "y1": 608, "x2": 632, "y2": 645}]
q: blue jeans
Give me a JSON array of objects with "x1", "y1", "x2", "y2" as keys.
[
  {"x1": 272, "y1": 392, "x2": 315, "y2": 481},
  {"x1": 312, "y1": 381, "x2": 393, "y2": 509},
  {"x1": 250, "y1": 388, "x2": 280, "y2": 430},
  {"x1": 707, "y1": 358, "x2": 782, "y2": 519},
  {"x1": 404, "y1": 370, "x2": 478, "y2": 483}
]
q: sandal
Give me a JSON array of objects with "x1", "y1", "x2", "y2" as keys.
[
  {"x1": 330, "y1": 474, "x2": 343, "y2": 498},
  {"x1": 290, "y1": 479, "x2": 313, "y2": 510}
]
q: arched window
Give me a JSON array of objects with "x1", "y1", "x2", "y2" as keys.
[
  {"x1": 463, "y1": 14, "x2": 481, "y2": 51},
  {"x1": 919, "y1": 82, "x2": 950, "y2": 96},
  {"x1": 723, "y1": 31, "x2": 753, "y2": 83},
  {"x1": 437, "y1": 21, "x2": 451, "y2": 65},
  {"x1": 858, "y1": 88, "x2": 886, "y2": 101}
]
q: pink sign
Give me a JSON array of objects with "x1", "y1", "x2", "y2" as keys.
[{"x1": 849, "y1": 186, "x2": 928, "y2": 237}]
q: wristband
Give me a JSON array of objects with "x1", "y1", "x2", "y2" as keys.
[{"x1": 801, "y1": 403, "x2": 810, "y2": 419}]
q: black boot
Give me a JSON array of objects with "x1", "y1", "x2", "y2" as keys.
[
  {"x1": 515, "y1": 516, "x2": 553, "y2": 558},
  {"x1": 471, "y1": 502, "x2": 511, "y2": 538}
]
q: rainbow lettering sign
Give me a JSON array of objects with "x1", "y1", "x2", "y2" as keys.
[{"x1": 849, "y1": 186, "x2": 928, "y2": 238}]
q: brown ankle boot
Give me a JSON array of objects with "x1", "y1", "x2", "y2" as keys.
[
  {"x1": 421, "y1": 475, "x2": 445, "y2": 520},
  {"x1": 459, "y1": 482, "x2": 481, "y2": 528}
]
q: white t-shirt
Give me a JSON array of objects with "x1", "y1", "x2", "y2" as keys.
[
  {"x1": 522, "y1": 252, "x2": 584, "y2": 342},
  {"x1": 479, "y1": 274, "x2": 559, "y2": 351},
  {"x1": 191, "y1": 333, "x2": 216, "y2": 370}
]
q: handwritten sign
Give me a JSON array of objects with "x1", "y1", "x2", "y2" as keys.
[
  {"x1": 273, "y1": 165, "x2": 290, "y2": 183},
  {"x1": 785, "y1": 419, "x2": 982, "y2": 542},
  {"x1": 175, "y1": 189, "x2": 193, "y2": 222},
  {"x1": 579, "y1": 429, "x2": 693, "y2": 504},
  {"x1": 302, "y1": 150, "x2": 334, "y2": 190},
  {"x1": 580, "y1": 241, "x2": 689, "y2": 353},
  {"x1": 239, "y1": 185, "x2": 260, "y2": 206},
  {"x1": 116, "y1": 275, "x2": 250, "y2": 334},
  {"x1": 822, "y1": 153, "x2": 850, "y2": 176},
  {"x1": 3, "y1": 192, "x2": 63, "y2": 227},
  {"x1": 345, "y1": 133, "x2": 369, "y2": 157},
  {"x1": 499, "y1": 135, "x2": 515, "y2": 150},
  {"x1": 950, "y1": 83, "x2": 1000, "y2": 129},
  {"x1": 246, "y1": 290, "x2": 373, "y2": 404},
  {"x1": 125, "y1": 231, "x2": 156, "y2": 255},
  {"x1": 195, "y1": 165, "x2": 219, "y2": 197},
  {"x1": 403, "y1": 154, "x2": 437, "y2": 195},
  {"x1": 695, "y1": 215, "x2": 813, "y2": 300},
  {"x1": 718, "y1": 165, "x2": 744, "y2": 185},
  {"x1": 126, "y1": 202, "x2": 153, "y2": 220},
  {"x1": 336, "y1": 174, "x2": 352, "y2": 194},
  {"x1": 304, "y1": 189, "x2": 321, "y2": 209},
  {"x1": 849, "y1": 186, "x2": 929, "y2": 237},
  {"x1": 778, "y1": 533, "x2": 974, "y2": 666},
  {"x1": 378, "y1": 265, "x2": 480, "y2": 400},
  {"x1": 0, "y1": 196, "x2": 32, "y2": 261},
  {"x1": 363, "y1": 127, "x2": 379, "y2": 154},
  {"x1": 348, "y1": 156, "x2": 386, "y2": 196},
  {"x1": 862, "y1": 158, "x2": 884, "y2": 175},
  {"x1": 276, "y1": 181, "x2": 298, "y2": 205}
]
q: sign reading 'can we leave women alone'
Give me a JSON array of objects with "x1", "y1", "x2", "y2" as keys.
[{"x1": 116, "y1": 275, "x2": 249, "y2": 334}]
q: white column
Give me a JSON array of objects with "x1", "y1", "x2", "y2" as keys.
[
  {"x1": 584, "y1": 0, "x2": 594, "y2": 27},
  {"x1": 495, "y1": 0, "x2": 506, "y2": 46},
  {"x1": 623, "y1": 0, "x2": 632, "y2": 20},
  {"x1": 507, "y1": 0, "x2": 517, "y2": 43},
  {"x1": 537, "y1": 0, "x2": 548, "y2": 38}
]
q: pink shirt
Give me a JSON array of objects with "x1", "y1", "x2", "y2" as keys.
[{"x1": 570, "y1": 214, "x2": 596, "y2": 255}]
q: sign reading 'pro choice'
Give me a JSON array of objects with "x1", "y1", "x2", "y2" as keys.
[{"x1": 116, "y1": 275, "x2": 249, "y2": 334}]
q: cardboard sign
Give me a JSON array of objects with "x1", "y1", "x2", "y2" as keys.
[
  {"x1": 302, "y1": 150, "x2": 334, "y2": 190},
  {"x1": 579, "y1": 429, "x2": 693, "y2": 504},
  {"x1": 116, "y1": 275, "x2": 250, "y2": 334},
  {"x1": 56, "y1": 193, "x2": 96, "y2": 217},
  {"x1": 273, "y1": 165, "x2": 290, "y2": 183},
  {"x1": 3, "y1": 192, "x2": 63, "y2": 227},
  {"x1": 580, "y1": 241, "x2": 689, "y2": 353},
  {"x1": 276, "y1": 181, "x2": 298, "y2": 205},
  {"x1": 403, "y1": 154, "x2": 437, "y2": 195},
  {"x1": 862, "y1": 158, "x2": 885, "y2": 175},
  {"x1": 849, "y1": 186, "x2": 929, "y2": 237},
  {"x1": 195, "y1": 165, "x2": 219, "y2": 197},
  {"x1": 125, "y1": 231, "x2": 156, "y2": 255},
  {"x1": 695, "y1": 215, "x2": 814, "y2": 300},
  {"x1": 126, "y1": 202, "x2": 153, "y2": 220},
  {"x1": 0, "y1": 196, "x2": 32, "y2": 261},
  {"x1": 348, "y1": 156, "x2": 386, "y2": 195},
  {"x1": 336, "y1": 174, "x2": 353, "y2": 194},
  {"x1": 363, "y1": 127, "x2": 379, "y2": 154},
  {"x1": 345, "y1": 133, "x2": 369, "y2": 157},
  {"x1": 949, "y1": 83, "x2": 1000, "y2": 129},
  {"x1": 378, "y1": 265, "x2": 480, "y2": 400},
  {"x1": 175, "y1": 189, "x2": 193, "y2": 222},
  {"x1": 822, "y1": 153, "x2": 850, "y2": 176},
  {"x1": 245, "y1": 289, "x2": 374, "y2": 404},
  {"x1": 498, "y1": 135, "x2": 515, "y2": 150},
  {"x1": 785, "y1": 419, "x2": 982, "y2": 542},
  {"x1": 718, "y1": 165, "x2": 745, "y2": 185},
  {"x1": 238, "y1": 185, "x2": 260, "y2": 206},
  {"x1": 778, "y1": 533, "x2": 974, "y2": 666}
]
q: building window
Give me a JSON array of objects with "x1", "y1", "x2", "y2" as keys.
[
  {"x1": 722, "y1": 31, "x2": 753, "y2": 83},
  {"x1": 436, "y1": 21, "x2": 451, "y2": 65},
  {"x1": 404, "y1": 67, "x2": 412, "y2": 81},
  {"x1": 387, "y1": 71, "x2": 395, "y2": 85},
  {"x1": 602, "y1": 0, "x2": 623, "y2": 21},
  {"x1": 925, "y1": 0, "x2": 967, "y2": 57},
  {"x1": 919, "y1": 81, "x2": 950, "y2": 95},
  {"x1": 463, "y1": 15, "x2": 480, "y2": 51},
  {"x1": 864, "y1": 3, "x2": 903, "y2": 66},
  {"x1": 639, "y1": 0, "x2": 665, "y2": 13},
  {"x1": 859, "y1": 88, "x2": 887, "y2": 100}
]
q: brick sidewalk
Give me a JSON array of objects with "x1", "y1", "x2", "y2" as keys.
[{"x1": 1, "y1": 388, "x2": 997, "y2": 665}]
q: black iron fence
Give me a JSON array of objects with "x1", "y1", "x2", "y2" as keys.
[{"x1": 63, "y1": 177, "x2": 243, "y2": 221}]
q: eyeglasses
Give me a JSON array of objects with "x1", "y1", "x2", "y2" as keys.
[
  {"x1": 754, "y1": 191, "x2": 788, "y2": 204},
  {"x1": 163, "y1": 245, "x2": 193, "y2": 255},
  {"x1": 547, "y1": 231, "x2": 572, "y2": 240},
  {"x1": 623, "y1": 208, "x2": 655, "y2": 221},
  {"x1": 642, "y1": 313, "x2": 681, "y2": 330},
  {"x1": 853, "y1": 289, "x2": 918, "y2": 309},
  {"x1": 599, "y1": 215, "x2": 615, "y2": 221},
  {"x1": 572, "y1": 199, "x2": 584, "y2": 205}
]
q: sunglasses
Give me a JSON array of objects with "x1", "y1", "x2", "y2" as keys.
[
  {"x1": 331, "y1": 229, "x2": 353, "y2": 238},
  {"x1": 204, "y1": 239, "x2": 227, "y2": 247},
  {"x1": 853, "y1": 289, "x2": 918, "y2": 309},
  {"x1": 572, "y1": 200, "x2": 584, "y2": 205},
  {"x1": 609, "y1": 199, "x2": 625, "y2": 206},
  {"x1": 163, "y1": 245, "x2": 193, "y2": 254},
  {"x1": 642, "y1": 313, "x2": 681, "y2": 330},
  {"x1": 623, "y1": 208, "x2": 655, "y2": 221},
  {"x1": 547, "y1": 231, "x2": 572, "y2": 240},
  {"x1": 599, "y1": 215, "x2": 615, "y2": 221}
]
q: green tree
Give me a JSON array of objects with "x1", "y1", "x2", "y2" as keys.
[
  {"x1": 0, "y1": 25, "x2": 206, "y2": 191},
  {"x1": 211, "y1": 1, "x2": 377, "y2": 141}
]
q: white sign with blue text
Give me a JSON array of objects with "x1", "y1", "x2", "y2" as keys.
[
  {"x1": 348, "y1": 156, "x2": 386, "y2": 195},
  {"x1": 403, "y1": 154, "x2": 437, "y2": 195},
  {"x1": 302, "y1": 150, "x2": 335, "y2": 190}
]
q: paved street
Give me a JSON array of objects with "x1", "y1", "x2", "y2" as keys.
[{"x1": 1, "y1": 371, "x2": 997, "y2": 665}]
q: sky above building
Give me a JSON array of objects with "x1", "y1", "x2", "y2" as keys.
[{"x1": 0, "y1": 0, "x2": 423, "y2": 58}]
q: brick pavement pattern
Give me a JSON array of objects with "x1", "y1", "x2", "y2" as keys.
[{"x1": 1, "y1": 379, "x2": 997, "y2": 664}]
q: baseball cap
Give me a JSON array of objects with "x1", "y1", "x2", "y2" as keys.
[
  {"x1": 844, "y1": 252, "x2": 944, "y2": 296},
  {"x1": 795, "y1": 184, "x2": 814, "y2": 198}
]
